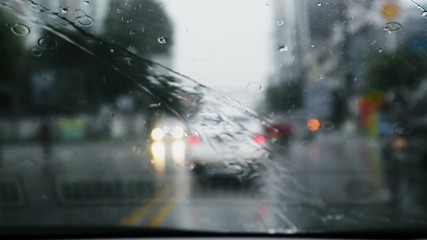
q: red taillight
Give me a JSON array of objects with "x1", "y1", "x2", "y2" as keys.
[
  {"x1": 252, "y1": 134, "x2": 266, "y2": 145},
  {"x1": 258, "y1": 203, "x2": 267, "y2": 217},
  {"x1": 264, "y1": 123, "x2": 292, "y2": 137},
  {"x1": 187, "y1": 135, "x2": 200, "y2": 145}
]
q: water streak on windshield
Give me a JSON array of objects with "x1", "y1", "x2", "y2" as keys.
[{"x1": 1, "y1": 0, "x2": 427, "y2": 235}]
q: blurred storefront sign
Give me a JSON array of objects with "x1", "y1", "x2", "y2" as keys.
[
  {"x1": 358, "y1": 91, "x2": 386, "y2": 138},
  {"x1": 58, "y1": 117, "x2": 86, "y2": 141}
]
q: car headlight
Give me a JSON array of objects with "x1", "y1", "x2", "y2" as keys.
[
  {"x1": 392, "y1": 137, "x2": 407, "y2": 151},
  {"x1": 151, "y1": 128, "x2": 164, "y2": 141}
]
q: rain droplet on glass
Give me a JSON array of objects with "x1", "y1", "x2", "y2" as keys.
[
  {"x1": 247, "y1": 82, "x2": 263, "y2": 92},
  {"x1": 61, "y1": 7, "x2": 69, "y2": 14},
  {"x1": 279, "y1": 45, "x2": 288, "y2": 52},
  {"x1": 10, "y1": 23, "x2": 30, "y2": 36},
  {"x1": 75, "y1": 16, "x2": 94, "y2": 27},
  {"x1": 38, "y1": 37, "x2": 58, "y2": 50},
  {"x1": 383, "y1": 22, "x2": 402, "y2": 33},
  {"x1": 149, "y1": 102, "x2": 161, "y2": 108},
  {"x1": 30, "y1": 48, "x2": 42, "y2": 57},
  {"x1": 322, "y1": 122, "x2": 335, "y2": 130},
  {"x1": 277, "y1": 20, "x2": 284, "y2": 26},
  {"x1": 30, "y1": 3, "x2": 44, "y2": 12},
  {"x1": 378, "y1": 48, "x2": 383, "y2": 53},
  {"x1": 317, "y1": 2, "x2": 322, "y2": 6},
  {"x1": 394, "y1": 124, "x2": 410, "y2": 135},
  {"x1": 117, "y1": 8, "x2": 123, "y2": 14},
  {"x1": 123, "y1": 57, "x2": 132, "y2": 65},
  {"x1": 130, "y1": 30, "x2": 136, "y2": 35},
  {"x1": 74, "y1": 9, "x2": 86, "y2": 17},
  {"x1": 83, "y1": 0, "x2": 90, "y2": 5},
  {"x1": 158, "y1": 36, "x2": 167, "y2": 44}
]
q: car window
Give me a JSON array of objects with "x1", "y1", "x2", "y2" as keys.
[{"x1": 1, "y1": 0, "x2": 427, "y2": 236}]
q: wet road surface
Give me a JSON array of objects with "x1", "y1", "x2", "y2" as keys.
[{"x1": 1, "y1": 131, "x2": 427, "y2": 232}]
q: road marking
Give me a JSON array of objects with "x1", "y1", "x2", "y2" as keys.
[
  {"x1": 147, "y1": 188, "x2": 186, "y2": 227},
  {"x1": 121, "y1": 185, "x2": 171, "y2": 226}
]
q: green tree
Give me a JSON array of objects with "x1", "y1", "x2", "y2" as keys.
[
  {"x1": 24, "y1": 0, "x2": 175, "y2": 116},
  {"x1": 0, "y1": 12, "x2": 26, "y2": 115},
  {"x1": 103, "y1": 0, "x2": 173, "y2": 57},
  {"x1": 0, "y1": 26, "x2": 25, "y2": 80},
  {"x1": 365, "y1": 49, "x2": 427, "y2": 92},
  {"x1": 265, "y1": 79, "x2": 304, "y2": 113}
]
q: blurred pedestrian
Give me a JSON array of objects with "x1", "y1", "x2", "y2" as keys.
[
  {"x1": 379, "y1": 100, "x2": 401, "y2": 207},
  {"x1": 378, "y1": 101, "x2": 393, "y2": 138},
  {"x1": 39, "y1": 119, "x2": 53, "y2": 161},
  {"x1": 0, "y1": 140, "x2": 3, "y2": 168}
]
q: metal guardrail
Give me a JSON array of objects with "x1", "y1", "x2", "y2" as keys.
[
  {"x1": 0, "y1": 175, "x2": 25, "y2": 207},
  {"x1": 55, "y1": 177, "x2": 156, "y2": 205}
]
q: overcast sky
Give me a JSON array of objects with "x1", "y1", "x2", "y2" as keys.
[
  {"x1": 162, "y1": 0, "x2": 274, "y2": 91},
  {"x1": 161, "y1": 0, "x2": 416, "y2": 90}
]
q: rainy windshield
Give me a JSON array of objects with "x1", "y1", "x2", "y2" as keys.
[{"x1": 1, "y1": 0, "x2": 427, "y2": 235}]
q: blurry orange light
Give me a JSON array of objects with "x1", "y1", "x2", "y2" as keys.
[
  {"x1": 307, "y1": 118, "x2": 320, "y2": 132},
  {"x1": 393, "y1": 137, "x2": 407, "y2": 151},
  {"x1": 381, "y1": 2, "x2": 399, "y2": 20}
]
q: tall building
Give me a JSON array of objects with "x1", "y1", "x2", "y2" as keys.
[
  {"x1": 271, "y1": 0, "x2": 404, "y2": 87},
  {"x1": 271, "y1": 0, "x2": 310, "y2": 84}
]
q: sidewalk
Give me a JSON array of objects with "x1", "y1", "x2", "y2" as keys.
[{"x1": 0, "y1": 137, "x2": 150, "y2": 175}]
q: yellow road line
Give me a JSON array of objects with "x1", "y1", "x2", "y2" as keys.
[
  {"x1": 147, "y1": 190, "x2": 185, "y2": 227},
  {"x1": 121, "y1": 185, "x2": 171, "y2": 226}
]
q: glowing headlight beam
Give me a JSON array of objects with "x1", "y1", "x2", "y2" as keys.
[
  {"x1": 151, "y1": 128, "x2": 164, "y2": 141},
  {"x1": 151, "y1": 142, "x2": 166, "y2": 177},
  {"x1": 172, "y1": 140, "x2": 186, "y2": 166}
]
